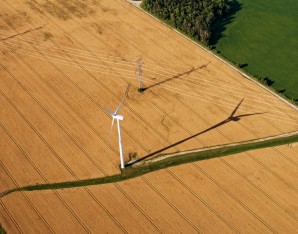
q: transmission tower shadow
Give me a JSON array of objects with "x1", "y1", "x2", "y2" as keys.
[
  {"x1": 143, "y1": 66, "x2": 199, "y2": 91},
  {"x1": 126, "y1": 99, "x2": 264, "y2": 167}
]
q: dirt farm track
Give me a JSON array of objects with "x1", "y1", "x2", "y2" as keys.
[{"x1": 0, "y1": 0, "x2": 297, "y2": 233}]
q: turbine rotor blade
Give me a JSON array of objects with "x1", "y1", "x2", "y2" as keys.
[
  {"x1": 114, "y1": 84, "x2": 131, "y2": 115},
  {"x1": 109, "y1": 84, "x2": 131, "y2": 116},
  {"x1": 110, "y1": 118, "x2": 116, "y2": 135},
  {"x1": 114, "y1": 96, "x2": 126, "y2": 115},
  {"x1": 108, "y1": 117, "x2": 116, "y2": 144},
  {"x1": 104, "y1": 108, "x2": 114, "y2": 116}
]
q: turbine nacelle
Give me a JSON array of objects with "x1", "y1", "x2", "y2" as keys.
[{"x1": 113, "y1": 115, "x2": 124, "y2": 121}]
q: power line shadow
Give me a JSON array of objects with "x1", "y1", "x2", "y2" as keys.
[
  {"x1": 0, "y1": 25, "x2": 45, "y2": 41},
  {"x1": 126, "y1": 99, "x2": 264, "y2": 167}
]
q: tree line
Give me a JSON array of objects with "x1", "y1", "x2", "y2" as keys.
[{"x1": 141, "y1": 0, "x2": 230, "y2": 45}]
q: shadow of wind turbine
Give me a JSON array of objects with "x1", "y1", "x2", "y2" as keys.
[{"x1": 126, "y1": 98, "x2": 264, "y2": 166}]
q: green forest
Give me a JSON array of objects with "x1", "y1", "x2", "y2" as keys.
[{"x1": 141, "y1": 0, "x2": 230, "y2": 45}]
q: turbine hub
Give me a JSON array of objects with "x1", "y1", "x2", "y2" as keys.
[{"x1": 113, "y1": 115, "x2": 124, "y2": 120}]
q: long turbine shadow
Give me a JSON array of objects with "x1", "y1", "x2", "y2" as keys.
[
  {"x1": 144, "y1": 66, "x2": 198, "y2": 91},
  {"x1": 126, "y1": 99, "x2": 264, "y2": 166}
]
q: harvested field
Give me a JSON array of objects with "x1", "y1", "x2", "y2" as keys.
[
  {"x1": 0, "y1": 0, "x2": 298, "y2": 232},
  {"x1": 1, "y1": 145, "x2": 298, "y2": 233},
  {"x1": 0, "y1": 0, "x2": 297, "y2": 185}
]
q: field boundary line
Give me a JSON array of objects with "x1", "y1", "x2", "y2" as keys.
[
  {"x1": 218, "y1": 157, "x2": 297, "y2": 228},
  {"x1": 245, "y1": 152, "x2": 298, "y2": 192},
  {"x1": 126, "y1": 0, "x2": 298, "y2": 111},
  {"x1": 166, "y1": 169, "x2": 240, "y2": 233},
  {"x1": 141, "y1": 176, "x2": 204, "y2": 233},
  {"x1": 1, "y1": 132, "x2": 297, "y2": 198},
  {"x1": 193, "y1": 163, "x2": 279, "y2": 233}
]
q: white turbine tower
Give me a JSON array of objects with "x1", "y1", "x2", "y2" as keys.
[{"x1": 105, "y1": 86, "x2": 130, "y2": 169}]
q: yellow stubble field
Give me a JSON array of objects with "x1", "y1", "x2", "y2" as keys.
[
  {"x1": 0, "y1": 0, "x2": 297, "y2": 232},
  {"x1": 1, "y1": 145, "x2": 298, "y2": 233}
]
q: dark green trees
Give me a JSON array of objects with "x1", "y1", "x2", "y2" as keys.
[{"x1": 142, "y1": 0, "x2": 230, "y2": 45}]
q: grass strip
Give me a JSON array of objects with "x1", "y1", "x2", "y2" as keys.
[
  {"x1": 146, "y1": 133, "x2": 298, "y2": 169},
  {"x1": 1, "y1": 133, "x2": 297, "y2": 198},
  {"x1": 0, "y1": 224, "x2": 6, "y2": 234}
]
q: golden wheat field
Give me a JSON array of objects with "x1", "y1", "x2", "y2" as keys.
[{"x1": 0, "y1": 0, "x2": 297, "y2": 233}]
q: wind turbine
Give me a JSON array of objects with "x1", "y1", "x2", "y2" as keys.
[{"x1": 105, "y1": 85, "x2": 130, "y2": 169}]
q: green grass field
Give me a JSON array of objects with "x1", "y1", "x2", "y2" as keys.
[{"x1": 213, "y1": 0, "x2": 298, "y2": 100}]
